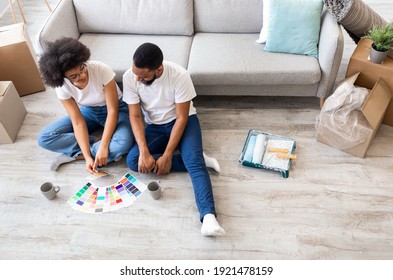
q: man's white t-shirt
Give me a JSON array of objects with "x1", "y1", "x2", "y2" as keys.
[
  {"x1": 122, "y1": 61, "x2": 197, "y2": 125},
  {"x1": 56, "y1": 61, "x2": 122, "y2": 107}
]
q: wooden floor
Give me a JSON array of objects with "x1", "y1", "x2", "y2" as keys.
[{"x1": 1, "y1": 0, "x2": 392, "y2": 260}]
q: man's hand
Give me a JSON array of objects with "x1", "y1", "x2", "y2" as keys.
[
  {"x1": 154, "y1": 154, "x2": 172, "y2": 175},
  {"x1": 138, "y1": 153, "x2": 156, "y2": 173}
]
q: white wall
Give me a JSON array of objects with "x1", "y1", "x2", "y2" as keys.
[{"x1": 0, "y1": 0, "x2": 9, "y2": 18}]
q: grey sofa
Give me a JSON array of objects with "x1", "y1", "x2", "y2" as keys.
[{"x1": 37, "y1": 0, "x2": 344, "y2": 99}]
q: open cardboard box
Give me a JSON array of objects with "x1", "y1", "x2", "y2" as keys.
[
  {"x1": 0, "y1": 23, "x2": 45, "y2": 96},
  {"x1": 0, "y1": 81, "x2": 27, "y2": 144},
  {"x1": 346, "y1": 38, "x2": 393, "y2": 127},
  {"x1": 317, "y1": 73, "x2": 391, "y2": 158}
]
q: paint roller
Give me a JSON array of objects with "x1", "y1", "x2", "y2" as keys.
[
  {"x1": 251, "y1": 134, "x2": 266, "y2": 164},
  {"x1": 243, "y1": 135, "x2": 256, "y2": 162}
]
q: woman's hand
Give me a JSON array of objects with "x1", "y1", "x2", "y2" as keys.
[
  {"x1": 85, "y1": 156, "x2": 98, "y2": 174},
  {"x1": 94, "y1": 146, "x2": 109, "y2": 170}
]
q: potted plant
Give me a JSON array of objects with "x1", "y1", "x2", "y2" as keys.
[{"x1": 363, "y1": 22, "x2": 393, "y2": 64}]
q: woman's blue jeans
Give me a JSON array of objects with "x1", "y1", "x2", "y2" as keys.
[
  {"x1": 126, "y1": 114, "x2": 216, "y2": 221},
  {"x1": 38, "y1": 100, "x2": 134, "y2": 162}
]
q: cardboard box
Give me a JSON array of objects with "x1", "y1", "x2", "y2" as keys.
[
  {"x1": 0, "y1": 81, "x2": 27, "y2": 144},
  {"x1": 317, "y1": 74, "x2": 391, "y2": 158},
  {"x1": 0, "y1": 23, "x2": 45, "y2": 96},
  {"x1": 346, "y1": 38, "x2": 393, "y2": 126}
]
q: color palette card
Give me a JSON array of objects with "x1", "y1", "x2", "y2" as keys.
[
  {"x1": 85, "y1": 170, "x2": 109, "y2": 181},
  {"x1": 67, "y1": 182, "x2": 99, "y2": 213},
  {"x1": 67, "y1": 172, "x2": 147, "y2": 214}
]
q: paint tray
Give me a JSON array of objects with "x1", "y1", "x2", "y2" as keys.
[{"x1": 239, "y1": 130, "x2": 296, "y2": 178}]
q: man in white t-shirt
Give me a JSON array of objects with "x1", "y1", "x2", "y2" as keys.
[{"x1": 123, "y1": 43, "x2": 225, "y2": 237}]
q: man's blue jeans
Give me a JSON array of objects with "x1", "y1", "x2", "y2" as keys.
[
  {"x1": 126, "y1": 114, "x2": 216, "y2": 221},
  {"x1": 38, "y1": 100, "x2": 134, "y2": 162}
]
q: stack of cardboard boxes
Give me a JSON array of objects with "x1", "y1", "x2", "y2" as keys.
[
  {"x1": 0, "y1": 23, "x2": 45, "y2": 144},
  {"x1": 317, "y1": 38, "x2": 393, "y2": 158}
]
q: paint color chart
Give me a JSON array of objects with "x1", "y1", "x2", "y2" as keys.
[{"x1": 67, "y1": 172, "x2": 147, "y2": 214}]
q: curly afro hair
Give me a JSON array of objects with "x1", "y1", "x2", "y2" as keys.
[{"x1": 38, "y1": 37, "x2": 91, "y2": 88}]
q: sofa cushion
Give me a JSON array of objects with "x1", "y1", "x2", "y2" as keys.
[
  {"x1": 194, "y1": 0, "x2": 263, "y2": 33},
  {"x1": 79, "y1": 34, "x2": 193, "y2": 82},
  {"x1": 264, "y1": 0, "x2": 323, "y2": 57},
  {"x1": 188, "y1": 33, "x2": 321, "y2": 86},
  {"x1": 73, "y1": 0, "x2": 194, "y2": 36}
]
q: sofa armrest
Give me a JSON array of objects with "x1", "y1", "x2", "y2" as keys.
[
  {"x1": 316, "y1": 9, "x2": 344, "y2": 99},
  {"x1": 36, "y1": 0, "x2": 80, "y2": 54}
]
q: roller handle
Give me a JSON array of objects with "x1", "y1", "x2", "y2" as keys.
[
  {"x1": 268, "y1": 147, "x2": 289, "y2": 153},
  {"x1": 276, "y1": 153, "x2": 297, "y2": 160}
]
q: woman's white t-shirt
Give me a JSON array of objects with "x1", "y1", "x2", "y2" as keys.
[
  {"x1": 122, "y1": 61, "x2": 197, "y2": 125},
  {"x1": 56, "y1": 61, "x2": 122, "y2": 107}
]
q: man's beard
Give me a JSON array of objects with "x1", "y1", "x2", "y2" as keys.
[{"x1": 141, "y1": 74, "x2": 156, "y2": 86}]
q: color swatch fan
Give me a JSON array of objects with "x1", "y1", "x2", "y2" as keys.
[{"x1": 67, "y1": 172, "x2": 147, "y2": 213}]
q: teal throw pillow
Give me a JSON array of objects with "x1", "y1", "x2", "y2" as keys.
[{"x1": 264, "y1": 0, "x2": 323, "y2": 57}]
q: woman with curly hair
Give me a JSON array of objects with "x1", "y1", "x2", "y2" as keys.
[{"x1": 37, "y1": 37, "x2": 133, "y2": 173}]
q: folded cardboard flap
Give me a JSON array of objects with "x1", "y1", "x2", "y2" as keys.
[
  {"x1": 0, "y1": 81, "x2": 27, "y2": 144},
  {"x1": 361, "y1": 78, "x2": 391, "y2": 129},
  {"x1": 346, "y1": 75, "x2": 391, "y2": 158}
]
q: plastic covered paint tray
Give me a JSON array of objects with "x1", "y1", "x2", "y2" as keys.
[{"x1": 239, "y1": 130, "x2": 296, "y2": 178}]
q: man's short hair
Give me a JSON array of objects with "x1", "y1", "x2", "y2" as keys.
[{"x1": 133, "y1": 42, "x2": 163, "y2": 70}]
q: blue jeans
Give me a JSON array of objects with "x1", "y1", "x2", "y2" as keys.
[
  {"x1": 38, "y1": 100, "x2": 134, "y2": 162},
  {"x1": 126, "y1": 114, "x2": 216, "y2": 221}
]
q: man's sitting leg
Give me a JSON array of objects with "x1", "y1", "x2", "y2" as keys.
[{"x1": 179, "y1": 115, "x2": 225, "y2": 236}]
